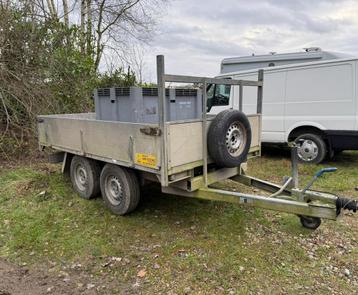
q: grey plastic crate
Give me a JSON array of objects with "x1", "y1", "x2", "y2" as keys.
[{"x1": 94, "y1": 86, "x2": 202, "y2": 123}]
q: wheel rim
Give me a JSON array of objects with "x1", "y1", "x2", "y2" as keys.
[
  {"x1": 104, "y1": 175, "x2": 123, "y2": 206},
  {"x1": 225, "y1": 121, "x2": 246, "y2": 157},
  {"x1": 297, "y1": 139, "x2": 319, "y2": 162},
  {"x1": 74, "y1": 164, "x2": 88, "y2": 191}
]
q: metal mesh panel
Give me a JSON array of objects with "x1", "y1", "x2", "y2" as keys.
[
  {"x1": 115, "y1": 87, "x2": 130, "y2": 96},
  {"x1": 97, "y1": 88, "x2": 110, "y2": 97},
  {"x1": 175, "y1": 89, "x2": 197, "y2": 97},
  {"x1": 142, "y1": 88, "x2": 170, "y2": 96}
]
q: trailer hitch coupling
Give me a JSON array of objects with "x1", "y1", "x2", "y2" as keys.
[
  {"x1": 336, "y1": 197, "x2": 358, "y2": 214},
  {"x1": 302, "y1": 166, "x2": 358, "y2": 215}
]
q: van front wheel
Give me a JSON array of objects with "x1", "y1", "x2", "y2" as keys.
[{"x1": 294, "y1": 133, "x2": 326, "y2": 164}]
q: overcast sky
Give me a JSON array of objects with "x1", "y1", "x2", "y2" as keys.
[{"x1": 139, "y1": 0, "x2": 358, "y2": 82}]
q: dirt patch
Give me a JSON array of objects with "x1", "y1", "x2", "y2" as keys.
[{"x1": 0, "y1": 258, "x2": 115, "y2": 295}]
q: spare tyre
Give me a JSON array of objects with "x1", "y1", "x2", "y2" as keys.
[{"x1": 208, "y1": 110, "x2": 251, "y2": 168}]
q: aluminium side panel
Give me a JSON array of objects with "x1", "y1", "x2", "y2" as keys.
[
  {"x1": 167, "y1": 115, "x2": 261, "y2": 173},
  {"x1": 38, "y1": 114, "x2": 161, "y2": 173},
  {"x1": 168, "y1": 120, "x2": 208, "y2": 170}
]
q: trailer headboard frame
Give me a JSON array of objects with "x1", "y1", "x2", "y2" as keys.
[{"x1": 155, "y1": 55, "x2": 264, "y2": 187}]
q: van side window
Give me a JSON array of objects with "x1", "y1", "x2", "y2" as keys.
[
  {"x1": 207, "y1": 84, "x2": 231, "y2": 111},
  {"x1": 214, "y1": 84, "x2": 231, "y2": 106}
]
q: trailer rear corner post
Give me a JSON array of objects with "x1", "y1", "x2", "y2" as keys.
[{"x1": 157, "y1": 55, "x2": 169, "y2": 187}]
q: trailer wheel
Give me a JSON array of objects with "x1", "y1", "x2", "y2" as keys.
[
  {"x1": 208, "y1": 110, "x2": 251, "y2": 168},
  {"x1": 299, "y1": 215, "x2": 321, "y2": 230},
  {"x1": 70, "y1": 156, "x2": 101, "y2": 199},
  {"x1": 295, "y1": 133, "x2": 326, "y2": 164},
  {"x1": 100, "y1": 164, "x2": 140, "y2": 215}
]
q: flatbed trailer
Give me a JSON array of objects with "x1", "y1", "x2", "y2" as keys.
[{"x1": 38, "y1": 55, "x2": 357, "y2": 229}]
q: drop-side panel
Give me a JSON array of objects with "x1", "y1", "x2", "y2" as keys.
[
  {"x1": 167, "y1": 115, "x2": 261, "y2": 173},
  {"x1": 38, "y1": 113, "x2": 161, "y2": 173},
  {"x1": 167, "y1": 119, "x2": 208, "y2": 171},
  {"x1": 249, "y1": 115, "x2": 261, "y2": 150}
]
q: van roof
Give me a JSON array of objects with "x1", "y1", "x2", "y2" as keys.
[
  {"x1": 217, "y1": 56, "x2": 358, "y2": 78},
  {"x1": 221, "y1": 49, "x2": 351, "y2": 66}
]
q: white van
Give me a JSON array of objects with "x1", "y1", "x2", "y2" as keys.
[{"x1": 209, "y1": 58, "x2": 358, "y2": 163}]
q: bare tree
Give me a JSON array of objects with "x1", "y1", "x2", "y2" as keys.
[
  {"x1": 127, "y1": 45, "x2": 146, "y2": 84},
  {"x1": 2, "y1": 0, "x2": 167, "y2": 74},
  {"x1": 38, "y1": 0, "x2": 166, "y2": 71},
  {"x1": 62, "y1": 0, "x2": 69, "y2": 28},
  {"x1": 46, "y1": 0, "x2": 58, "y2": 19},
  {"x1": 80, "y1": 0, "x2": 86, "y2": 52},
  {"x1": 86, "y1": 0, "x2": 92, "y2": 55},
  {"x1": 1, "y1": 0, "x2": 164, "y2": 158}
]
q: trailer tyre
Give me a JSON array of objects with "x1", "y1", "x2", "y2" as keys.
[
  {"x1": 208, "y1": 110, "x2": 251, "y2": 168},
  {"x1": 70, "y1": 156, "x2": 101, "y2": 199},
  {"x1": 299, "y1": 215, "x2": 321, "y2": 230},
  {"x1": 295, "y1": 133, "x2": 326, "y2": 164},
  {"x1": 100, "y1": 164, "x2": 140, "y2": 215}
]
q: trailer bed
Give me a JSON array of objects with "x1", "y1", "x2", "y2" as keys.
[{"x1": 38, "y1": 112, "x2": 261, "y2": 177}]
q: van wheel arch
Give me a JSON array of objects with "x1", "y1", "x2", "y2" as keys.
[
  {"x1": 288, "y1": 126, "x2": 330, "y2": 164},
  {"x1": 288, "y1": 126, "x2": 325, "y2": 142}
]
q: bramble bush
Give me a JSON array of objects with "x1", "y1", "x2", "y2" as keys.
[{"x1": 0, "y1": 4, "x2": 136, "y2": 158}]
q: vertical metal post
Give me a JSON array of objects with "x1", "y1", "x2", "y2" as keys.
[
  {"x1": 239, "y1": 83, "x2": 243, "y2": 112},
  {"x1": 202, "y1": 81, "x2": 208, "y2": 187},
  {"x1": 257, "y1": 69, "x2": 264, "y2": 114},
  {"x1": 157, "y1": 55, "x2": 168, "y2": 186},
  {"x1": 291, "y1": 146, "x2": 299, "y2": 188}
]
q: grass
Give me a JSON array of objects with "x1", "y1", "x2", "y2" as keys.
[{"x1": 0, "y1": 149, "x2": 357, "y2": 294}]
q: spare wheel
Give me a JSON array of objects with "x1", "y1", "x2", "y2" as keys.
[{"x1": 208, "y1": 110, "x2": 251, "y2": 168}]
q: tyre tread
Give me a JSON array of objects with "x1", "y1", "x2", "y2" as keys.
[
  {"x1": 208, "y1": 110, "x2": 252, "y2": 167},
  {"x1": 100, "y1": 164, "x2": 140, "y2": 215},
  {"x1": 70, "y1": 156, "x2": 101, "y2": 199}
]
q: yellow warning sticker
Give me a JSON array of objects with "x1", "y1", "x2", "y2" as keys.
[{"x1": 135, "y1": 153, "x2": 157, "y2": 168}]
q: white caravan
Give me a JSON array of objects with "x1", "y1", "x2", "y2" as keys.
[{"x1": 208, "y1": 57, "x2": 358, "y2": 163}]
